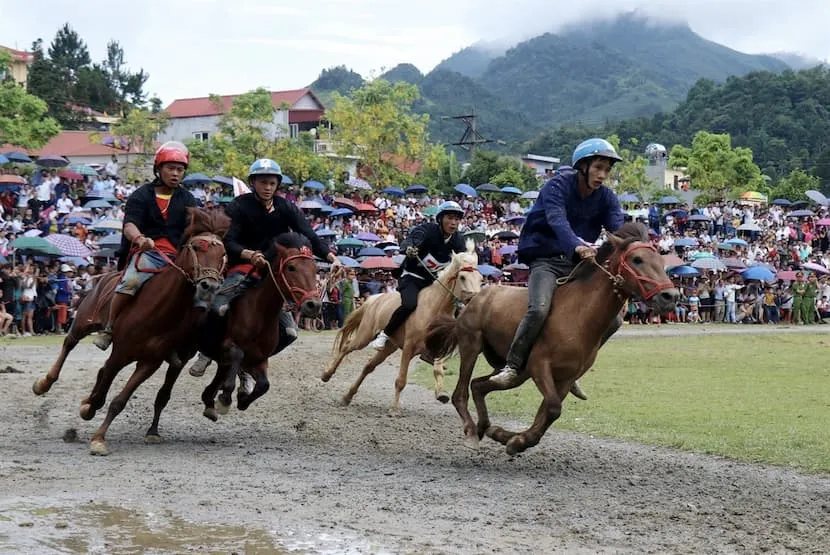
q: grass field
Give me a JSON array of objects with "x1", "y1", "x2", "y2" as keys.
[{"x1": 413, "y1": 333, "x2": 830, "y2": 474}]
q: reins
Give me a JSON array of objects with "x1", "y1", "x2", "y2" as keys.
[{"x1": 415, "y1": 255, "x2": 479, "y2": 308}]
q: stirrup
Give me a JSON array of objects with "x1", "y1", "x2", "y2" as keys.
[
  {"x1": 490, "y1": 366, "x2": 519, "y2": 386},
  {"x1": 93, "y1": 330, "x2": 113, "y2": 351}
]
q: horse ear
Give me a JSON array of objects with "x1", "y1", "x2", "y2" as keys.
[{"x1": 606, "y1": 232, "x2": 624, "y2": 249}]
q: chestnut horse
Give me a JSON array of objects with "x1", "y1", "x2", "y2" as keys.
[
  {"x1": 198, "y1": 232, "x2": 322, "y2": 420},
  {"x1": 424, "y1": 222, "x2": 679, "y2": 455},
  {"x1": 32, "y1": 208, "x2": 230, "y2": 456},
  {"x1": 321, "y1": 242, "x2": 482, "y2": 413}
]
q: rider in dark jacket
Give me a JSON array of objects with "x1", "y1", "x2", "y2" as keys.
[{"x1": 369, "y1": 200, "x2": 466, "y2": 351}]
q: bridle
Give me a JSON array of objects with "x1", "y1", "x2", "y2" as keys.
[
  {"x1": 602, "y1": 241, "x2": 675, "y2": 300},
  {"x1": 138, "y1": 233, "x2": 226, "y2": 286},
  {"x1": 430, "y1": 261, "x2": 482, "y2": 307},
  {"x1": 263, "y1": 245, "x2": 318, "y2": 309}
]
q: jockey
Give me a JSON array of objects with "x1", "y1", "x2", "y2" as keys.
[
  {"x1": 187, "y1": 158, "x2": 338, "y2": 377},
  {"x1": 93, "y1": 141, "x2": 199, "y2": 352},
  {"x1": 489, "y1": 138, "x2": 626, "y2": 396},
  {"x1": 370, "y1": 200, "x2": 466, "y2": 351}
]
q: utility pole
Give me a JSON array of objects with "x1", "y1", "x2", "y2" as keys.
[{"x1": 443, "y1": 111, "x2": 497, "y2": 151}]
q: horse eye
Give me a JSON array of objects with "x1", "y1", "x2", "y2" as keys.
[
  {"x1": 633, "y1": 256, "x2": 643, "y2": 265},
  {"x1": 287, "y1": 265, "x2": 296, "y2": 272},
  {"x1": 460, "y1": 275, "x2": 466, "y2": 281}
]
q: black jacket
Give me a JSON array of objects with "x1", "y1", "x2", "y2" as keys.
[
  {"x1": 224, "y1": 193, "x2": 331, "y2": 267},
  {"x1": 117, "y1": 181, "x2": 198, "y2": 269},
  {"x1": 398, "y1": 222, "x2": 466, "y2": 282}
]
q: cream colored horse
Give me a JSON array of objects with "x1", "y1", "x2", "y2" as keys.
[{"x1": 321, "y1": 243, "x2": 482, "y2": 412}]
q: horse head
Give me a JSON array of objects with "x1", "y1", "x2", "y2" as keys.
[
  {"x1": 444, "y1": 239, "x2": 483, "y2": 303},
  {"x1": 265, "y1": 232, "x2": 322, "y2": 317},
  {"x1": 179, "y1": 207, "x2": 230, "y2": 304},
  {"x1": 604, "y1": 222, "x2": 679, "y2": 313}
]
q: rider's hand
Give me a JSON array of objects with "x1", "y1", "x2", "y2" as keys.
[
  {"x1": 251, "y1": 252, "x2": 267, "y2": 268},
  {"x1": 575, "y1": 245, "x2": 597, "y2": 260},
  {"x1": 137, "y1": 237, "x2": 155, "y2": 251},
  {"x1": 405, "y1": 246, "x2": 419, "y2": 258}
]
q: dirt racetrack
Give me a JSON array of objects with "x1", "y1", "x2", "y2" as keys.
[{"x1": 1, "y1": 327, "x2": 829, "y2": 553}]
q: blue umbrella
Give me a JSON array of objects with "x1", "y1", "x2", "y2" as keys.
[
  {"x1": 454, "y1": 183, "x2": 477, "y2": 197},
  {"x1": 505, "y1": 215, "x2": 525, "y2": 225},
  {"x1": 790, "y1": 209, "x2": 815, "y2": 217},
  {"x1": 405, "y1": 184, "x2": 427, "y2": 194},
  {"x1": 0, "y1": 154, "x2": 9, "y2": 164},
  {"x1": 741, "y1": 266, "x2": 775, "y2": 282},
  {"x1": 60, "y1": 215, "x2": 92, "y2": 225},
  {"x1": 477, "y1": 264, "x2": 502, "y2": 277},
  {"x1": 669, "y1": 265, "x2": 699, "y2": 277},
  {"x1": 382, "y1": 187, "x2": 405, "y2": 196},
  {"x1": 84, "y1": 199, "x2": 112, "y2": 209},
  {"x1": 212, "y1": 175, "x2": 234, "y2": 187},
  {"x1": 303, "y1": 180, "x2": 325, "y2": 191},
  {"x1": 500, "y1": 186, "x2": 522, "y2": 195},
  {"x1": 282, "y1": 175, "x2": 294, "y2": 185},
  {"x1": 499, "y1": 245, "x2": 517, "y2": 255},
  {"x1": 357, "y1": 247, "x2": 385, "y2": 257},
  {"x1": 725, "y1": 238, "x2": 748, "y2": 247},
  {"x1": 330, "y1": 208, "x2": 353, "y2": 217},
  {"x1": 659, "y1": 195, "x2": 681, "y2": 205},
  {"x1": 336, "y1": 256, "x2": 360, "y2": 268},
  {"x1": 618, "y1": 192, "x2": 639, "y2": 203},
  {"x1": 319, "y1": 204, "x2": 334, "y2": 213},
  {"x1": 520, "y1": 190, "x2": 539, "y2": 200},
  {"x1": 674, "y1": 238, "x2": 698, "y2": 247},
  {"x1": 182, "y1": 172, "x2": 213, "y2": 185},
  {"x1": 35, "y1": 155, "x2": 70, "y2": 167},
  {"x1": 0, "y1": 255, "x2": 7, "y2": 264},
  {"x1": 2, "y1": 151, "x2": 32, "y2": 163},
  {"x1": 771, "y1": 198, "x2": 792, "y2": 206},
  {"x1": 476, "y1": 183, "x2": 500, "y2": 193},
  {"x1": 98, "y1": 233, "x2": 122, "y2": 247},
  {"x1": 316, "y1": 229, "x2": 337, "y2": 237}
]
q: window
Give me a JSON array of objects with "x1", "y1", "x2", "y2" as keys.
[
  {"x1": 192, "y1": 131, "x2": 209, "y2": 141},
  {"x1": 289, "y1": 123, "x2": 299, "y2": 139}
]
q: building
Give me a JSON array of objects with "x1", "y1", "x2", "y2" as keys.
[
  {"x1": 3, "y1": 130, "x2": 147, "y2": 167},
  {"x1": 644, "y1": 143, "x2": 690, "y2": 191},
  {"x1": 521, "y1": 154, "x2": 561, "y2": 176},
  {"x1": 159, "y1": 88, "x2": 326, "y2": 144},
  {"x1": 0, "y1": 45, "x2": 34, "y2": 86}
]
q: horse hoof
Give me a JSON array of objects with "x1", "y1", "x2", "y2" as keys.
[
  {"x1": 203, "y1": 407, "x2": 218, "y2": 422},
  {"x1": 79, "y1": 404, "x2": 95, "y2": 421},
  {"x1": 387, "y1": 407, "x2": 403, "y2": 418},
  {"x1": 506, "y1": 436, "x2": 525, "y2": 456},
  {"x1": 339, "y1": 396, "x2": 352, "y2": 407},
  {"x1": 144, "y1": 434, "x2": 163, "y2": 444},
  {"x1": 320, "y1": 372, "x2": 332, "y2": 383},
  {"x1": 216, "y1": 399, "x2": 230, "y2": 415},
  {"x1": 32, "y1": 378, "x2": 49, "y2": 396},
  {"x1": 436, "y1": 391, "x2": 450, "y2": 404},
  {"x1": 89, "y1": 440, "x2": 109, "y2": 456},
  {"x1": 462, "y1": 434, "x2": 480, "y2": 450}
]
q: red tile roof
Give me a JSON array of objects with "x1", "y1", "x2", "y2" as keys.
[
  {"x1": 165, "y1": 88, "x2": 325, "y2": 118},
  {"x1": 0, "y1": 45, "x2": 34, "y2": 63},
  {"x1": 2, "y1": 131, "x2": 146, "y2": 158}
]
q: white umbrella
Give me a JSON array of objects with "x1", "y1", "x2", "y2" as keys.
[{"x1": 691, "y1": 257, "x2": 727, "y2": 271}]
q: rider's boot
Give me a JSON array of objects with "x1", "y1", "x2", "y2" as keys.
[
  {"x1": 93, "y1": 292, "x2": 131, "y2": 351},
  {"x1": 370, "y1": 331, "x2": 389, "y2": 351}
]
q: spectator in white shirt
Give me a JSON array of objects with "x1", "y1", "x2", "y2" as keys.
[
  {"x1": 56, "y1": 192, "x2": 74, "y2": 216},
  {"x1": 105, "y1": 155, "x2": 119, "y2": 178}
]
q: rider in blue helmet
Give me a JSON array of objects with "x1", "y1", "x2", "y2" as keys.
[
  {"x1": 489, "y1": 139, "x2": 625, "y2": 398},
  {"x1": 369, "y1": 200, "x2": 467, "y2": 351}
]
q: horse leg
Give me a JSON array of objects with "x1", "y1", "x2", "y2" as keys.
[
  {"x1": 89, "y1": 360, "x2": 161, "y2": 456},
  {"x1": 321, "y1": 348, "x2": 352, "y2": 383},
  {"x1": 237, "y1": 360, "x2": 269, "y2": 411},
  {"x1": 341, "y1": 343, "x2": 396, "y2": 407},
  {"x1": 471, "y1": 371, "x2": 530, "y2": 446},
  {"x1": 390, "y1": 345, "x2": 418, "y2": 415},
  {"x1": 219, "y1": 345, "x2": 244, "y2": 412},
  {"x1": 432, "y1": 357, "x2": 450, "y2": 404},
  {"x1": 79, "y1": 355, "x2": 125, "y2": 421},
  {"x1": 32, "y1": 326, "x2": 85, "y2": 395},
  {"x1": 201, "y1": 360, "x2": 231, "y2": 422},
  {"x1": 145, "y1": 360, "x2": 185, "y2": 443},
  {"x1": 504, "y1": 364, "x2": 562, "y2": 456},
  {"x1": 451, "y1": 331, "x2": 483, "y2": 449}
]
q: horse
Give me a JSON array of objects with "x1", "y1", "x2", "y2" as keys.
[
  {"x1": 198, "y1": 232, "x2": 322, "y2": 421},
  {"x1": 32, "y1": 208, "x2": 230, "y2": 456},
  {"x1": 424, "y1": 222, "x2": 679, "y2": 455},
  {"x1": 321, "y1": 241, "x2": 482, "y2": 413}
]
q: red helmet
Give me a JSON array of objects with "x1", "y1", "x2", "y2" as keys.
[{"x1": 154, "y1": 141, "x2": 189, "y2": 169}]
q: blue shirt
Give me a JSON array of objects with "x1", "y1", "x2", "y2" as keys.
[{"x1": 517, "y1": 170, "x2": 624, "y2": 263}]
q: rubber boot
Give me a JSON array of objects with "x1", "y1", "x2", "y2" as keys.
[{"x1": 94, "y1": 292, "x2": 131, "y2": 351}]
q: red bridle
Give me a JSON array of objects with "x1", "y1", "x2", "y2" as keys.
[
  {"x1": 266, "y1": 245, "x2": 318, "y2": 308},
  {"x1": 609, "y1": 242, "x2": 676, "y2": 301}
]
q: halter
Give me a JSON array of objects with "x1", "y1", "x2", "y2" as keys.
[
  {"x1": 136, "y1": 233, "x2": 226, "y2": 286},
  {"x1": 264, "y1": 245, "x2": 318, "y2": 309},
  {"x1": 605, "y1": 242, "x2": 676, "y2": 300},
  {"x1": 418, "y1": 256, "x2": 481, "y2": 307}
]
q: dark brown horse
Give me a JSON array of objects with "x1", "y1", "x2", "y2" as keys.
[
  {"x1": 424, "y1": 222, "x2": 679, "y2": 455},
  {"x1": 32, "y1": 208, "x2": 230, "y2": 456},
  {"x1": 198, "y1": 232, "x2": 322, "y2": 420}
]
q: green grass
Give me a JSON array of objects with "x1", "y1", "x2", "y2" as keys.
[{"x1": 413, "y1": 333, "x2": 830, "y2": 474}]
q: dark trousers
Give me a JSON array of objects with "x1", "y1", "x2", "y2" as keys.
[{"x1": 383, "y1": 276, "x2": 428, "y2": 336}]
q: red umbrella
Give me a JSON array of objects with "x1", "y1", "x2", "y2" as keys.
[
  {"x1": 58, "y1": 170, "x2": 83, "y2": 180},
  {"x1": 360, "y1": 256, "x2": 399, "y2": 270},
  {"x1": 662, "y1": 254, "x2": 684, "y2": 268},
  {"x1": 356, "y1": 203, "x2": 378, "y2": 212},
  {"x1": 0, "y1": 175, "x2": 26, "y2": 184},
  {"x1": 332, "y1": 197, "x2": 359, "y2": 211}
]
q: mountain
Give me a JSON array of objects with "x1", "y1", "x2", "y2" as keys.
[
  {"x1": 768, "y1": 52, "x2": 828, "y2": 70},
  {"x1": 433, "y1": 44, "x2": 500, "y2": 80},
  {"x1": 379, "y1": 63, "x2": 423, "y2": 86}
]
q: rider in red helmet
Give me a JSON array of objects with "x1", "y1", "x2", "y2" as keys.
[{"x1": 93, "y1": 141, "x2": 199, "y2": 354}]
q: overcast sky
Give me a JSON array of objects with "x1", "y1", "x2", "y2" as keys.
[{"x1": 1, "y1": 0, "x2": 827, "y2": 106}]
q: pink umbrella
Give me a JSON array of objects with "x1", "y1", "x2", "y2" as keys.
[
  {"x1": 801, "y1": 262, "x2": 830, "y2": 274},
  {"x1": 360, "y1": 256, "x2": 399, "y2": 270},
  {"x1": 45, "y1": 234, "x2": 92, "y2": 257},
  {"x1": 816, "y1": 218, "x2": 830, "y2": 226},
  {"x1": 777, "y1": 270, "x2": 799, "y2": 281}
]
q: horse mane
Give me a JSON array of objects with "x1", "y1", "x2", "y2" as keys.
[
  {"x1": 571, "y1": 222, "x2": 650, "y2": 282},
  {"x1": 183, "y1": 207, "x2": 231, "y2": 241},
  {"x1": 437, "y1": 240, "x2": 479, "y2": 281},
  {"x1": 263, "y1": 232, "x2": 312, "y2": 261}
]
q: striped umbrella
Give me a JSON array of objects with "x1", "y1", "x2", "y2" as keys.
[{"x1": 45, "y1": 234, "x2": 93, "y2": 257}]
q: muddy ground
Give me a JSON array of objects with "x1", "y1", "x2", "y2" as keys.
[{"x1": 1, "y1": 326, "x2": 829, "y2": 554}]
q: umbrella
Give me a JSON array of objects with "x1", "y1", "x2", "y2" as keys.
[
  {"x1": 423, "y1": 206, "x2": 440, "y2": 216},
  {"x1": 70, "y1": 164, "x2": 99, "y2": 176},
  {"x1": 303, "y1": 180, "x2": 326, "y2": 191},
  {"x1": 500, "y1": 186, "x2": 522, "y2": 195},
  {"x1": 741, "y1": 266, "x2": 775, "y2": 282},
  {"x1": 391, "y1": 254, "x2": 405, "y2": 265},
  {"x1": 315, "y1": 229, "x2": 337, "y2": 238},
  {"x1": 332, "y1": 197, "x2": 359, "y2": 211},
  {"x1": 673, "y1": 238, "x2": 698, "y2": 247},
  {"x1": 212, "y1": 175, "x2": 234, "y2": 187},
  {"x1": 801, "y1": 262, "x2": 830, "y2": 274},
  {"x1": 299, "y1": 200, "x2": 323, "y2": 210},
  {"x1": 382, "y1": 186, "x2": 405, "y2": 196},
  {"x1": 618, "y1": 192, "x2": 639, "y2": 203},
  {"x1": 9, "y1": 236, "x2": 63, "y2": 256},
  {"x1": 477, "y1": 264, "x2": 502, "y2": 277},
  {"x1": 45, "y1": 234, "x2": 93, "y2": 257},
  {"x1": 790, "y1": 200, "x2": 809, "y2": 208},
  {"x1": 476, "y1": 183, "x2": 500, "y2": 193},
  {"x1": 740, "y1": 191, "x2": 767, "y2": 202},
  {"x1": 777, "y1": 270, "x2": 799, "y2": 281},
  {"x1": 59, "y1": 256, "x2": 90, "y2": 267},
  {"x1": 494, "y1": 230, "x2": 519, "y2": 240},
  {"x1": 346, "y1": 177, "x2": 371, "y2": 190},
  {"x1": 691, "y1": 251, "x2": 716, "y2": 259},
  {"x1": 0, "y1": 154, "x2": 8, "y2": 164},
  {"x1": 464, "y1": 230, "x2": 486, "y2": 242},
  {"x1": 668, "y1": 265, "x2": 699, "y2": 277},
  {"x1": 503, "y1": 263, "x2": 529, "y2": 271},
  {"x1": 405, "y1": 184, "x2": 428, "y2": 195},
  {"x1": 658, "y1": 196, "x2": 681, "y2": 205},
  {"x1": 771, "y1": 198, "x2": 792, "y2": 206},
  {"x1": 23, "y1": 229, "x2": 42, "y2": 237},
  {"x1": 662, "y1": 254, "x2": 684, "y2": 267},
  {"x1": 2, "y1": 151, "x2": 32, "y2": 163},
  {"x1": 182, "y1": 172, "x2": 213, "y2": 186},
  {"x1": 725, "y1": 238, "x2": 748, "y2": 247},
  {"x1": 84, "y1": 199, "x2": 113, "y2": 210},
  {"x1": 336, "y1": 255, "x2": 360, "y2": 268},
  {"x1": 336, "y1": 238, "x2": 366, "y2": 248},
  {"x1": 723, "y1": 258, "x2": 746, "y2": 269},
  {"x1": 520, "y1": 191, "x2": 539, "y2": 200},
  {"x1": 61, "y1": 214, "x2": 92, "y2": 225},
  {"x1": 687, "y1": 214, "x2": 711, "y2": 222},
  {"x1": 0, "y1": 175, "x2": 26, "y2": 184},
  {"x1": 499, "y1": 245, "x2": 517, "y2": 255},
  {"x1": 329, "y1": 208, "x2": 353, "y2": 217},
  {"x1": 357, "y1": 247, "x2": 385, "y2": 257},
  {"x1": 356, "y1": 203, "x2": 378, "y2": 212},
  {"x1": 356, "y1": 232, "x2": 381, "y2": 242},
  {"x1": 505, "y1": 215, "x2": 525, "y2": 225},
  {"x1": 817, "y1": 218, "x2": 830, "y2": 226},
  {"x1": 281, "y1": 175, "x2": 294, "y2": 185},
  {"x1": 0, "y1": 255, "x2": 7, "y2": 264},
  {"x1": 789, "y1": 209, "x2": 815, "y2": 217},
  {"x1": 58, "y1": 169, "x2": 83, "y2": 180},
  {"x1": 454, "y1": 183, "x2": 477, "y2": 197},
  {"x1": 382, "y1": 245, "x2": 399, "y2": 252},
  {"x1": 35, "y1": 155, "x2": 70, "y2": 168},
  {"x1": 737, "y1": 223, "x2": 761, "y2": 232},
  {"x1": 805, "y1": 190, "x2": 829, "y2": 206},
  {"x1": 360, "y1": 257, "x2": 399, "y2": 270},
  {"x1": 91, "y1": 218, "x2": 123, "y2": 231},
  {"x1": 98, "y1": 233, "x2": 123, "y2": 247},
  {"x1": 691, "y1": 257, "x2": 727, "y2": 271}
]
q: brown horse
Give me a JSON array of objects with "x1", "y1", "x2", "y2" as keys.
[
  {"x1": 32, "y1": 208, "x2": 230, "y2": 456},
  {"x1": 198, "y1": 232, "x2": 322, "y2": 420},
  {"x1": 321, "y1": 244, "x2": 482, "y2": 413},
  {"x1": 424, "y1": 222, "x2": 679, "y2": 455}
]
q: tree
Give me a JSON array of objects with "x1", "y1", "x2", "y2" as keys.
[
  {"x1": 669, "y1": 131, "x2": 765, "y2": 199},
  {"x1": 103, "y1": 40, "x2": 149, "y2": 112},
  {"x1": 0, "y1": 51, "x2": 60, "y2": 148},
  {"x1": 417, "y1": 144, "x2": 461, "y2": 192},
  {"x1": 461, "y1": 149, "x2": 538, "y2": 189},
  {"x1": 326, "y1": 79, "x2": 429, "y2": 188},
  {"x1": 48, "y1": 23, "x2": 90, "y2": 74},
  {"x1": 606, "y1": 135, "x2": 654, "y2": 200},
  {"x1": 769, "y1": 169, "x2": 820, "y2": 201}
]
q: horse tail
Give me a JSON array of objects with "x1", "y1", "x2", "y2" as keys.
[
  {"x1": 332, "y1": 302, "x2": 368, "y2": 354},
  {"x1": 424, "y1": 313, "x2": 460, "y2": 361}
]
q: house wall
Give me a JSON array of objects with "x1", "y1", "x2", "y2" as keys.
[{"x1": 159, "y1": 111, "x2": 290, "y2": 143}]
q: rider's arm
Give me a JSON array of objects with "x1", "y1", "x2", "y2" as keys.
[
  {"x1": 400, "y1": 224, "x2": 427, "y2": 252},
  {"x1": 542, "y1": 182, "x2": 583, "y2": 258},
  {"x1": 602, "y1": 190, "x2": 626, "y2": 234},
  {"x1": 223, "y1": 202, "x2": 249, "y2": 261},
  {"x1": 122, "y1": 189, "x2": 146, "y2": 244}
]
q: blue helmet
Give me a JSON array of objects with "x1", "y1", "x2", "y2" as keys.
[
  {"x1": 248, "y1": 158, "x2": 283, "y2": 182},
  {"x1": 572, "y1": 138, "x2": 623, "y2": 168},
  {"x1": 436, "y1": 200, "x2": 464, "y2": 222}
]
